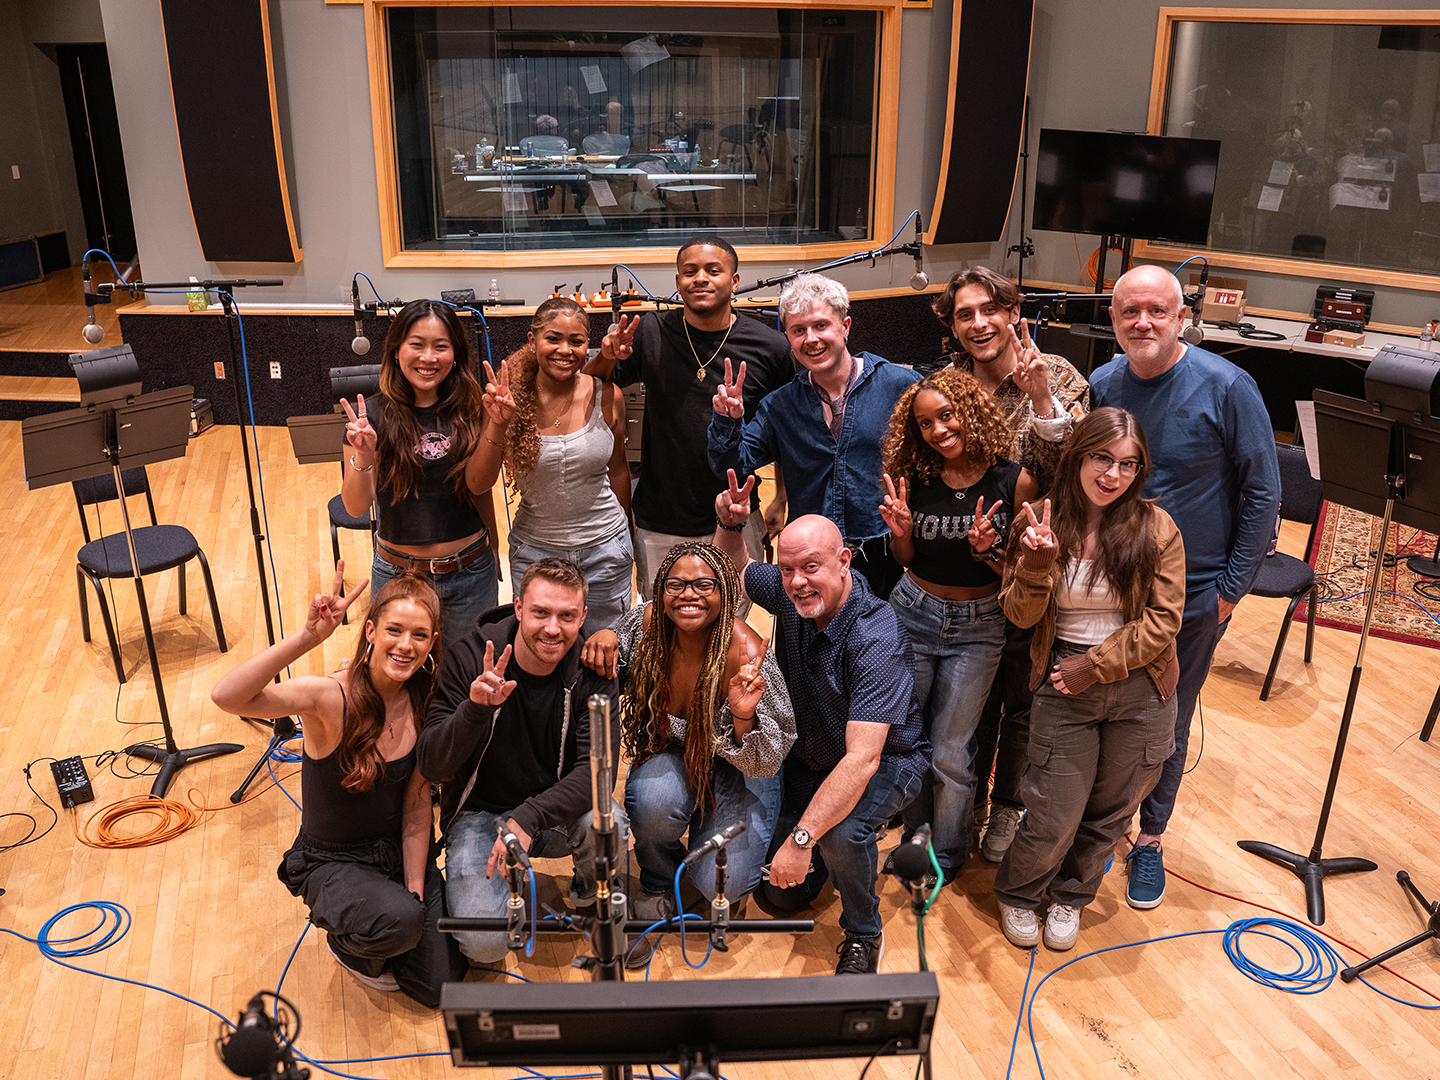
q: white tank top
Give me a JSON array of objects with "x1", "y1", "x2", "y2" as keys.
[{"x1": 1053, "y1": 558, "x2": 1124, "y2": 645}]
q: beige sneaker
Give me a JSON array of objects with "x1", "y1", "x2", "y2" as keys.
[
  {"x1": 998, "y1": 903, "x2": 1040, "y2": 948},
  {"x1": 981, "y1": 805, "x2": 1024, "y2": 862},
  {"x1": 1043, "y1": 903, "x2": 1080, "y2": 951}
]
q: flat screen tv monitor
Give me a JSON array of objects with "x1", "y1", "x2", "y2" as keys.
[{"x1": 1032, "y1": 129, "x2": 1221, "y2": 244}]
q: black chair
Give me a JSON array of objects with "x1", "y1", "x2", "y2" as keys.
[
  {"x1": 1248, "y1": 441, "x2": 1324, "y2": 700},
  {"x1": 73, "y1": 466, "x2": 227, "y2": 683}
]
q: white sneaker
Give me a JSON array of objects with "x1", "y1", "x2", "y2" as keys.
[
  {"x1": 328, "y1": 938, "x2": 399, "y2": 991},
  {"x1": 998, "y1": 903, "x2": 1040, "y2": 948},
  {"x1": 1044, "y1": 903, "x2": 1080, "y2": 951},
  {"x1": 981, "y1": 806, "x2": 1024, "y2": 862}
]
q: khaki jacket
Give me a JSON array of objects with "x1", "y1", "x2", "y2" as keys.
[{"x1": 998, "y1": 507, "x2": 1186, "y2": 700}]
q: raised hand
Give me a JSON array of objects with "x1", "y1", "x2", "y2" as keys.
[
  {"x1": 968, "y1": 495, "x2": 1005, "y2": 554},
  {"x1": 469, "y1": 640, "x2": 518, "y2": 707},
  {"x1": 727, "y1": 636, "x2": 770, "y2": 720},
  {"x1": 341, "y1": 395, "x2": 377, "y2": 462},
  {"x1": 304, "y1": 560, "x2": 369, "y2": 643},
  {"x1": 581, "y1": 629, "x2": 621, "y2": 679},
  {"x1": 1018, "y1": 499, "x2": 1055, "y2": 554},
  {"x1": 602, "y1": 314, "x2": 639, "y2": 362},
  {"x1": 1008, "y1": 318, "x2": 1056, "y2": 417},
  {"x1": 713, "y1": 357, "x2": 747, "y2": 418},
  {"x1": 879, "y1": 473, "x2": 913, "y2": 538},
  {"x1": 481, "y1": 358, "x2": 516, "y2": 427},
  {"x1": 716, "y1": 468, "x2": 756, "y2": 529}
]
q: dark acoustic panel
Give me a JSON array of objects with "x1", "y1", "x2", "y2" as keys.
[
  {"x1": 159, "y1": 0, "x2": 301, "y2": 263},
  {"x1": 927, "y1": 0, "x2": 1034, "y2": 246}
]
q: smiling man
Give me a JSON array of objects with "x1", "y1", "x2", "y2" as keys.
[
  {"x1": 417, "y1": 558, "x2": 624, "y2": 964},
  {"x1": 708, "y1": 273, "x2": 921, "y2": 598}
]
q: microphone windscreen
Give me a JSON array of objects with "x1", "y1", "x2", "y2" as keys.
[
  {"x1": 352, "y1": 335, "x2": 372, "y2": 356},
  {"x1": 220, "y1": 1025, "x2": 278, "y2": 1077},
  {"x1": 890, "y1": 842, "x2": 930, "y2": 881},
  {"x1": 909, "y1": 271, "x2": 929, "y2": 291},
  {"x1": 82, "y1": 322, "x2": 106, "y2": 345}
]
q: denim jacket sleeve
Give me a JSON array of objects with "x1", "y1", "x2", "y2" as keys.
[{"x1": 707, "y1": 407, "x2": 776, "y2": 481}]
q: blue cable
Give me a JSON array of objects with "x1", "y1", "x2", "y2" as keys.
[
  {"x1": 275, "y1": 921, "x2": 309, "y2": 998},
  {"x1": 355, "y1": 272, "x2": 384, "y2": 303},
  {"x1": 1315, "y1": 588, "x2": 1440, "y2": 629},
  {"x1": 633, "y1": 913, "x2": 704, "y2": 979},
  {"x1": 82, "y1": 247, "x2": 127, "y2": 280},
  {"x1": 457, "y1": 303, "x2": 495, "y2": 369},
  {"x1": 528, "y1": 865, "x2": 538, "y2": 957},
  {"x1": 471, "y1": 965, "x2": 533, "y2": 981},
  {"x1": 1003, "y1": 944, "x2": 1036, "y2": 1080},
  {"x1": 1174, "y1": 254, "x2": 1209, "y2": 275},
  {"x1": 673, "y1": 863, "x2": 713, "y2": 969}
]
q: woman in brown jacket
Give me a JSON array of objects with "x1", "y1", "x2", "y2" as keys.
[{"x1": 990, "y1": 407, "x2": 1185, "y2": 952}]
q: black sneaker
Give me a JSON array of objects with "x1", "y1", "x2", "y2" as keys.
[{"x1": 834, "y1": 932, "x2": 884, "y2": 975}]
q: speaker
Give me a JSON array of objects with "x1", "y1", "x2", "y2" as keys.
[
  {"x1": 926, "y1": 1, "x2": 1034, "y2": 246},
  {"x1": 159, "y1": 0, "x2": 302, "y2": 263}
]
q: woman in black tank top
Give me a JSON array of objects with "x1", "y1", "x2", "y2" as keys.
[
  {"x1": 211, "y1": 566, "x2": 465, "y2": 1007},
  {"x1": 876, "y1": 369, "x2": 1039, "y2": 880}
]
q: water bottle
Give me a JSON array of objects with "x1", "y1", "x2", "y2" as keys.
[{"x1": 488, "y1": 279, "x2": 501, "y2": 303}]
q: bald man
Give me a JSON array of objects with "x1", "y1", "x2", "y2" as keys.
[
  {"x1": 1090, "y1": 264, "x2": 1279, "y2": 909},
  {"x1": 714, "y1": 473, "x2": 929, "y2": 975}
]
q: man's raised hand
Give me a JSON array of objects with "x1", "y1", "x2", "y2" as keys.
[
  {"x1": 713, "y1": 357, "x2": 747, "y2": 418},
  {"x1": 602, "y1": 314, "x2": 639, "y2": 361},
  {"x1": 1008, "y1": 318, "x2": 1056, "y2": 417},
  {"x1": 470, "y1": 640, "x2": 518, "y2": 706}
]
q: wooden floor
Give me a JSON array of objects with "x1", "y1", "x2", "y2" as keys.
[{"x1": 1, "y1": 420, "x2": 1439, "y2": 1080}]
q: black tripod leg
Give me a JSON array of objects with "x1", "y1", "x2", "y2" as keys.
[
  {"x1": 1421, "y1": 685, "x2": 1440, "y2": 742},
  {"x1": 231, "y1": 732, "x2": 287, "y2": 802}
]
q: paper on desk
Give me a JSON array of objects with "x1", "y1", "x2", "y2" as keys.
[
  {"x1": 1268, "y1": 160, "x2": 1294, "y2": 186},
  {"x1": 501, "y1": 186, "x2": 527, "y2": 213},
  {"x1": 1419, "y1": 174, "x2": 1440, "y2": 203},
  {"x1": 580, "y1": 65, "x2": 607, "y2": 95},
  {"x1": 1294, "y1": 400, "x2": 1321, "y2": 480},
  {"x1": 1257, "y1": 185, "x2": 1285, "y2": 212},
  {"x1": 589, "y1": 179, "x2": 617, "y2": 207},
  {"x1": 1329, "y1": 182, "x2": 1390, "y2": 211}
]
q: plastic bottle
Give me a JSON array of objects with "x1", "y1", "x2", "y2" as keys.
[{"x1": 488, "y1": 278, "x2": 501, "y2": 303}]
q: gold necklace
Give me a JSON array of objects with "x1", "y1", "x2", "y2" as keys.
[
  {"x1": 683, "y1": 313, "x2": 736, "y2": 381},
  {"x1": 539, "y1": 383, "x2": 578, "y2": 429}
]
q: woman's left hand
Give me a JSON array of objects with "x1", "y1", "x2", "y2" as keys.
[
  {"x1": 968, "y1": 495, "x2": 1004, "y2": 553},
  {"x1": 727, "y1": 636, "x2": 770, "y2": 720},
  {"x1": 1049, "y1": 664, "x2": 1072, "y2": 694},
  {"x1": 304, "y1": 561, "x2": 368, "y2": 643}
]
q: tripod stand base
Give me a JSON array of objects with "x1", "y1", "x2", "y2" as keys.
[
  {"x1": 1340, "y1": 871, "x2": 1440, "y2": 982},
  {"x1": 126, "y1": 741, "x2": 244, "y2": 798},
  {"x1": 1237, "y1": 840, "x2": 1377, "y2": 925}
]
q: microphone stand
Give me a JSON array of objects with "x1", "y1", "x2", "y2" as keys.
[
  {"x1": 504, "y1": 829, "x2": 528, "y2": 953},
  {"x1": 734, "y1": 238, "x2": 923, "y2": 296},
  {"x1": 710, "y1": 845, "x2": 733, "y2": 951}
]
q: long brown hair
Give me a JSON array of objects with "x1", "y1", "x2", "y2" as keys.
[
  {"x1": 376, "y1": 300, "x2": 484, "y2": 502},
  {"x1": 339, "y1": 571, "x2": 442, "y2": 791},
  {"x1": 501, "y1": 297, "x2": 591, "y2": 487},
  {"x1": 621, "y1": 543, "x2": 740, "y2": 802},
  {"x1": 880, "y1": 368, "x2": 1012, "y2": 487},
  {"x1": 1033, "y1": 407, "x2": 1158, "y2": 620}
]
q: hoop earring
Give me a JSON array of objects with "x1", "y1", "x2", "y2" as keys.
[
  {"x1": 422, "y1": 653, "x2": 435, "y2": 674},
  {"x1": 362, "y1": 641, "x2": 373, "y2": 665}
]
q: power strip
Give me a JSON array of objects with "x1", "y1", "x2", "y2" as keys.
[{"x1": 50, "y1": 756, "x2": 94, "y2": 809}]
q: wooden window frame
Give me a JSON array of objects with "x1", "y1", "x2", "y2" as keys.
[
  {"x1": 1138, "y1": 7, "x2": 1440, "y2": 291},
  {"x1": 364, "y1": 0, "x2": 903, "y2": 268}
]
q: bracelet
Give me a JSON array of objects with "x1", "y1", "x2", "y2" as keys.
[
  {"x1": 1033, "y1": 403, "x2": 1058, "y2": 420},
  {"x1": 349, "y1": 454, "x2": 374, "y2": 472},
  {"x1": 718, "y1": 518, "x2": 747, "y2": 533},
  {"x1": 970, "y1": 543, "x2": 1003, "y2": 564},
  {"x1": 484, "y1": 435, "x2": 504, "y2": 447}
]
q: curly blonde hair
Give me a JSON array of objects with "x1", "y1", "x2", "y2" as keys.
[
  {"x1": 501, "y1": 297, "x2": 590, "y2": 489},
  {"x1": 881, "y1": 368, "x2": 1012, "y2": 486}
]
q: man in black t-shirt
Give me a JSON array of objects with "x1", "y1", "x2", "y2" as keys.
[
  {"x1": 417, "y1": 559, "x2": 623, "y2": 964},
  {"x1": 587, "y1": 235, "x2": 793, "y2": 601}
]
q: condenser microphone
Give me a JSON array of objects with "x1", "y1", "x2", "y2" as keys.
[
  {"x1": 217, "y1": 995, "x2": 281, "y2": 1078},
  {"x1": 1181, "y1": 263, "x2": 1208, "y2": 346},
  {"x1": 498, "y1": 822, "x2": 531, "y2": 869},
  {"x1": 81, "y1": 260, "x2": 105, "y2": 345},
  {"x1": 351, "y1": 280, "x2": 371, "y2": 356},
  {"x1": 890, "y1": 824, "x2": 933, "y2": 883},
  {"x1": 909, "y1": 214, "x2": 928, "y2": 291},
  {"x1": 682, "y1": 821, "x2": 747, "y2": 866}
]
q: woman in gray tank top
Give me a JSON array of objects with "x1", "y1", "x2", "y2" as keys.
[{"x1": 468, "y1": 297, "x2": 634, "y2": 633}]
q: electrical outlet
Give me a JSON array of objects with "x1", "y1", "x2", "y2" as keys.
[
  {"x1": 269, "y1": 361, "x2": 282, "y2": 380},
  {"x1": 214, "y1": 361, "x2": 226, "y2": 380},
  {"x1": 10, "y1": 165, "x2": 19, "y2": 180}
]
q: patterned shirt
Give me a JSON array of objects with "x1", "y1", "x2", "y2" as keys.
[{"x1": 945, "y1": 351, "x2": 1090, "y2": 491}]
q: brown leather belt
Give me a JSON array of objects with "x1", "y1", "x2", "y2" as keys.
[{"x1": 376, "y1": 533, "x2": 490, "y2": 575}]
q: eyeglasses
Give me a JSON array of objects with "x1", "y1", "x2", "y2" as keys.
[
  {"x1": 661, "y1": 576, "x2": 720, "y2": 596},
  {"x1": 1086, "y1": 452, "x2": 1143, "y2": 477}
]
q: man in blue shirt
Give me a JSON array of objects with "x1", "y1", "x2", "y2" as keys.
[
  {"x1": 709, "y1": 273, "x2": 921, "y2": 598},
  {"x1": 713, "y1": 472, "x2": 929, "y2": 974},
  {"x1": 1091, "y1": 264, "x2": 1280, "y2": 909}
]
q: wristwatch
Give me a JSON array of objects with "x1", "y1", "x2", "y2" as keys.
[{"x1": 791, "y1": 825, "x2": 814, "y2": 849}]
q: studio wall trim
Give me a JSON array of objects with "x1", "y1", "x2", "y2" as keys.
[
  {"x1": 925, "y1": 0, "x2": 1034, "y2": 247},
  {"x1": 158, "y1": 0, "x2": 302, "y2": 264}
]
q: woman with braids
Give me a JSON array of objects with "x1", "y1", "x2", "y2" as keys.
[
  {"x1": 211, "y1": 565, "x2": 466, "y2": 1007},
  {"x1": 878, "y1": 368, "x2": 1038, "y2": 881},
  {"x1": 581, "y1": 542, "x2": 795, "y2": 966},
  {"x1": 342, "y1": 299, "x2": 496, "y2": 646},
  {"x1": 993, "y1": 408, "x2": 1184, "y2": 953},
  {"x1": 468, "y1": 296, "x2": 632, "y2": 635}
]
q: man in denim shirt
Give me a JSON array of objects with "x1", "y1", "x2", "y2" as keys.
[{"x1": 709, "y1": 273, "x2": 921, "y2": 599}]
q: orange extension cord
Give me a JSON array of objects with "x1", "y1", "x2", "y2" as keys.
[{"x1": 71, "y1": 767, "x2": 300, "y2": 849}]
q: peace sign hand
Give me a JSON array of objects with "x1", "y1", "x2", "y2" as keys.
[
  {"x1": 1008, "y1": 318, "x2": 1056, "y2": 418},
  {"x1": 304, "y1": 560, "x2": 369, "y2": 643},
  {"x1": 602, "y1": 314, "x2": 639, "y2": 362},
  {"x1": 968, "y1": 495, "x2": 1005, "y2": 554},
  {"x1": 341, "y1": 395, "x2": 377, "y2": 463},
  {"x1": 470, "y1": 641, "x2": 518, "y2": 707},
  {"x1": 481, "y1": 359, "x2": 515, "y2": 427},
  {"x1": 879, "y1": 473, "x2": 913, "y2": 538},
  {"x1": 727, "y1": 636, "x2": 770, "y2": 721},
  {"x1": 716, "y1": 468, "x2": 756, "y2": 529},
  {"x1": 1018, "y1": 499, "x2": 1055, "y2": 556},
  {"x1": 713, "y1": 357, "x2": 747, "y2": 418}
]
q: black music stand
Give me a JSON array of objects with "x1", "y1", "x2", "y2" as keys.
[{"x1": 22, "y1": 384, "x2": 242, "y2": 797}]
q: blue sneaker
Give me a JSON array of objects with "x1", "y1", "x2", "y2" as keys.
[{"x1": 1124, "y1": 840, "x2": 1165, "y2": 909}]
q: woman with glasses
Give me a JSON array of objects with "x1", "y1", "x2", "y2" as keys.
[
  {"x1": 992, "y1": 408, "x2": 1185, "y2": 953},
  {"x1": 878, "y1": 368, "x2": 1038, "y2": 881},
  {"x1": 581, "y1": 542, "x2": 795, "y2": 962}
]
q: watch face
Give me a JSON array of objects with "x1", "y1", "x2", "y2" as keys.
[{"x1": 792, "y1": 827, "x2": 811, "y2": 848}]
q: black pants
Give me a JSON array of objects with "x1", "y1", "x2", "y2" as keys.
[
  {"x1": 972, "y1": 618, "x2": 1037, "y2": 814},
  {"x1": 278, "y1": 832, "x2": 466, "y2": 1008}
]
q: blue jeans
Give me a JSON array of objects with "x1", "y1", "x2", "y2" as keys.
[
  {"x1": 370, "y1": 546, "x2": 499, "y2": 648},
  {"x1": 444, "y1": 803, "x2": 628, "y2": 963},
  {"x1": 509, "y1": 526, "x2": 634, "y2": 637},
  {"x1": 624, "y1": 749, "x2": 783, "y2": 901},
  {"x1": 889, "y1": 574, "x2": 1006, "y2": 873},
  {"x1": 758, "y1": 758, "x2": 924, "y2": 939}
]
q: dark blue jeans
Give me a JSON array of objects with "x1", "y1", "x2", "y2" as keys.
[{"x1": 758, "y1": 757, "x2": 923, "y2": 939}]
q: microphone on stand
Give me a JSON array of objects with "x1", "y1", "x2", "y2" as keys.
[
  {"x1": 682, "y1": 820, "x2": 746, "y2": 866},
  {"x1": 1181, "y1": 262, "x2": 1208, "y2": 346},
  {"x1": 890, "y1": 824, "x2": 934, "y2": 916},
  {"x1": 81, "y1": 258, "x2": 106, "y2": 345},
  {"x1": 611, "y1": 264, "x2": 622, "y2": 326},
  {"x1": 498, "y1": 820, "x2": 532, "y2": 870},
  {"x1": 350, "y1": 280, "x2": 371, "y2": 356},
  {"x1": 909, "y1": 214, "x2": 928, "y2": 291}
]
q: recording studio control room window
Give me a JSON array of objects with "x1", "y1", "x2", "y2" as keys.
[{"x1": 387, "y1": 6, "x2": 879, "y2": 252}]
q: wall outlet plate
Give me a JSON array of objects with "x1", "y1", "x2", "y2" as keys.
[{"x1": 269, "y1": 361, "x2": 282, "y2": 379}]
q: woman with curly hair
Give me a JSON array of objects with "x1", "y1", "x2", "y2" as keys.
[
  {"x1": 468, "y1": 296, "x2": 633, "y2": 634},
  {"x1": 878, "y1": 367, "x2": 1038, "y2": 879},
  {"x1": 581, "y1": 542, "x2": 795, "y2": 965},
  {"x1": 342, "y1": 299, "x2": 496, "y2": 646},
  {"x1": 993, "y1": 408, "x2": 1184, "y2": 952},
  {"x1": 211, "y1": 566, "x2": 466, "y2": 1007}
]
